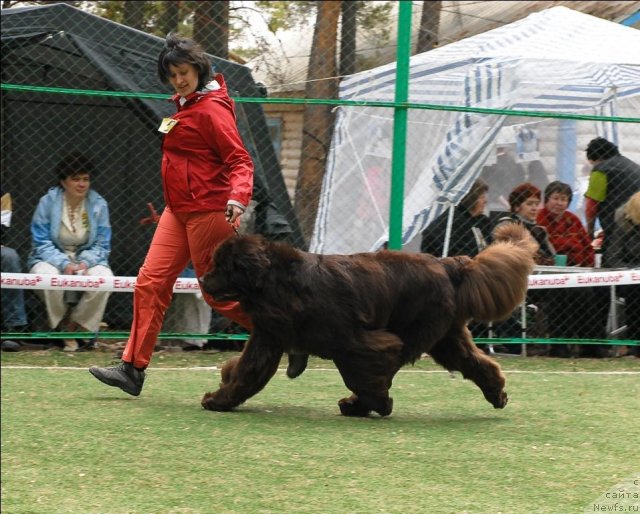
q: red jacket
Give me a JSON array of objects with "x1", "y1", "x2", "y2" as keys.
[
  {"x1": 536, "y1": 207, "x2": 594, "y2": 267},
  {"x1": 160, "y1": 74, "x2": 254, "y2": 212}
]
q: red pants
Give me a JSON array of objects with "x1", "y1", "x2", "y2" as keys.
[{"x1": 122, "y1": 209, "x2": 252, "y2": 368}]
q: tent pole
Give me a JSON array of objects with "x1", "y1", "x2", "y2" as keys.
[
  {"x1": 388, "y1": 1, "x2": 412, "y2": 250},
  {"x1": 557, "y1": 119, "x2": 577, "y2": 208},
  {"x1": 442, "y1": 203, "x2": 455, "y2": 257}
]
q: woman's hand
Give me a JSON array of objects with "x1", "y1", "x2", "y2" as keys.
[
  {"x1": 63, "y1": 262, "x2": 88, "y2": 275},
  {"x1": 75, "y1": 262, "x2": 89, "y2": 275},
  {"x1": 225, "y1": 204, "x2": 244, "y2": 225}
]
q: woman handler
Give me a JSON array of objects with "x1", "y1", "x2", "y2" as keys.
[{"x1": 90, "y1": 34, "x2": 304, "y2": 396}]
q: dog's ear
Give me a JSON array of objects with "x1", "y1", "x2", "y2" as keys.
[{"x1": 233, "y1": 236, "x2": 272, "y2": 290}]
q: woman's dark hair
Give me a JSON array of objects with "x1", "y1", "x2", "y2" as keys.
[
  {"x1": 55, "y1": 152, "x2": 95, "y2": 182},
  {"x1": 544, "y1": 181, "x2": 573, "y2": 204},
  {"x1": 460, "y1": 178, "x2": 489, "y2": 211},
  {"x1": 586, "y1": 137, "x2": 619, "y2": 162},
  {"x1": 508, "y1": 182, "x2": 541, "y2": 212},
  {"x1": 157, "y1": 33, "x2": 212, "y2": 91}
]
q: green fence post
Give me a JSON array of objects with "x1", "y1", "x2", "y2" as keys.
[{"x1": 388, "y1": 1, "x2": 412, "y2": 250}]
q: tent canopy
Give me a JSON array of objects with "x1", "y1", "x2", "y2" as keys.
[{"x1": 311, "y1": 6, "x2": 640, "y2": 254}]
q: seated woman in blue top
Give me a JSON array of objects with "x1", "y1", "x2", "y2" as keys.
[{"x1": 28, "y1": 152, "x2": 113, "y2": 351}]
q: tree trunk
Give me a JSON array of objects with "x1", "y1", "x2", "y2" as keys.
[
  {"x1": 123, "y1": 0, "x2": 146, "y2": 31},
  {"x1": 339, "y1": 1, "x2": 357, "y2": 77},
  {"x1": 194, "y1": 0, "x2": 229, "y2": 59},
  {"x1": 416, "y1": 0, "x2": 441, "y2": 54},
  {"x1": 294, "y1": 1, "x2": 341, "y2": 246},
  {"x1": 159, "y1": 0, "x2": 181, "y2": 36}
]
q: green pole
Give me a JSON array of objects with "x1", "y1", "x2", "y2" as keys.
[{"x1": 388, "y1": 1, "x2": 412, "y2": 250}]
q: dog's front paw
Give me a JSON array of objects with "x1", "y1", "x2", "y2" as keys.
[
  {"x1": 338, "y1": 396, "x2": 371, "y2": 417},
  {"x1": 374, "y1": 397, "x2": 393, "y2": 417},
  {"x1": 201, "y1": 391, "x2": 235, "y2": 412}
]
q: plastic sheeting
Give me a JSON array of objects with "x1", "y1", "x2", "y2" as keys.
[{"x1": 311, "y1": 7, "x2": 640, "y2": 254}]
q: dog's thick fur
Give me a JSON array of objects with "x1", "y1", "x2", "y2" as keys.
[{"x1": 201, "y1": 223, "x2": 537, "y2": 417}]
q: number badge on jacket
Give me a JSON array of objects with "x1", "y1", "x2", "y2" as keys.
[{"x1": 158, "y1": 118, "x2": 178, "y2": 134}]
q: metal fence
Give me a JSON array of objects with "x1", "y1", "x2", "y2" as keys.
[{"x1": 1, "y1": 3, "x2": 639, "y2": 351}]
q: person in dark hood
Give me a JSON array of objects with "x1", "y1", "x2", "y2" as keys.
[{"x1": 420, "y1": 179, "x2": 491, "y2": 258}]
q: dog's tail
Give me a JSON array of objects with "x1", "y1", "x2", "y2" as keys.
[{"x1": 442, "y1": 223, "x2": 538, "y2": 323}]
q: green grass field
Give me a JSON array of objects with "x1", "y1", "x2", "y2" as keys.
[{"x1": 2, "y1": 350, "x2": 639, "y2": 514}]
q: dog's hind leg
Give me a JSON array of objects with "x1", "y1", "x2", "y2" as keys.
[
  {"x1": 201, "y1": 332, "x2": 282, "y2": 411},
  {"x1": 334, "y1": 330, "x2": 404, "y2": 417},
  {"x1": 428, "y1": 325, "x2": 508, "y2": 409}
]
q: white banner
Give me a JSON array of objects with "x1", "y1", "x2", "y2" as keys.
[
  {"x1": 0, "y1": 273, "x2": 201, "y2": 293},
  {"x1": 527, "y1": 269, "x2": 640, "y2": 289},
  {"x1": 2, "y1": 269, "x2": 639, "y2": 292}
]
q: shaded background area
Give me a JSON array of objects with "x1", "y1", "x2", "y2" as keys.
[{"x1": 1, "y1": 4, "x2": 302, "y2": 329}]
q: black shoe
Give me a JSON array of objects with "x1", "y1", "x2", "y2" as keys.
[
  {"x1": 286, "y1": 353, "x2": 309, "y2": 379},
  {"x1": 549, "y1": 344, "x2": 571, "y2": 358},
  {"x1": 89, "y1": 362, "x2": 145, "y2": 396},
  {"x1": 76, "y1": 338, "x2": 96, "y2": 352},
  {"x1": 6, "y1": 325, "x2": 28, "y2": 333},
  {"x1": 1, "y1": 340, "x2": 21, "y2": 352},
  {"x1": 579, "y1": 345, "x2": 610, "y2": 358}
]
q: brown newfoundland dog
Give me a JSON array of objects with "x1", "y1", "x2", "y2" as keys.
[{"x1": 200, "y1": 223, "x2": 537, "y2": 417}]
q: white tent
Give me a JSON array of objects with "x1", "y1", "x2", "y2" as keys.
[{"x1": 310, "y1": 6, "x2": 640, "y2": 254}]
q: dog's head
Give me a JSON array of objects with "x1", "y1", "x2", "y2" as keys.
[{"x1": 201, "y1": 234, "x2": 272, "y2": 301}]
